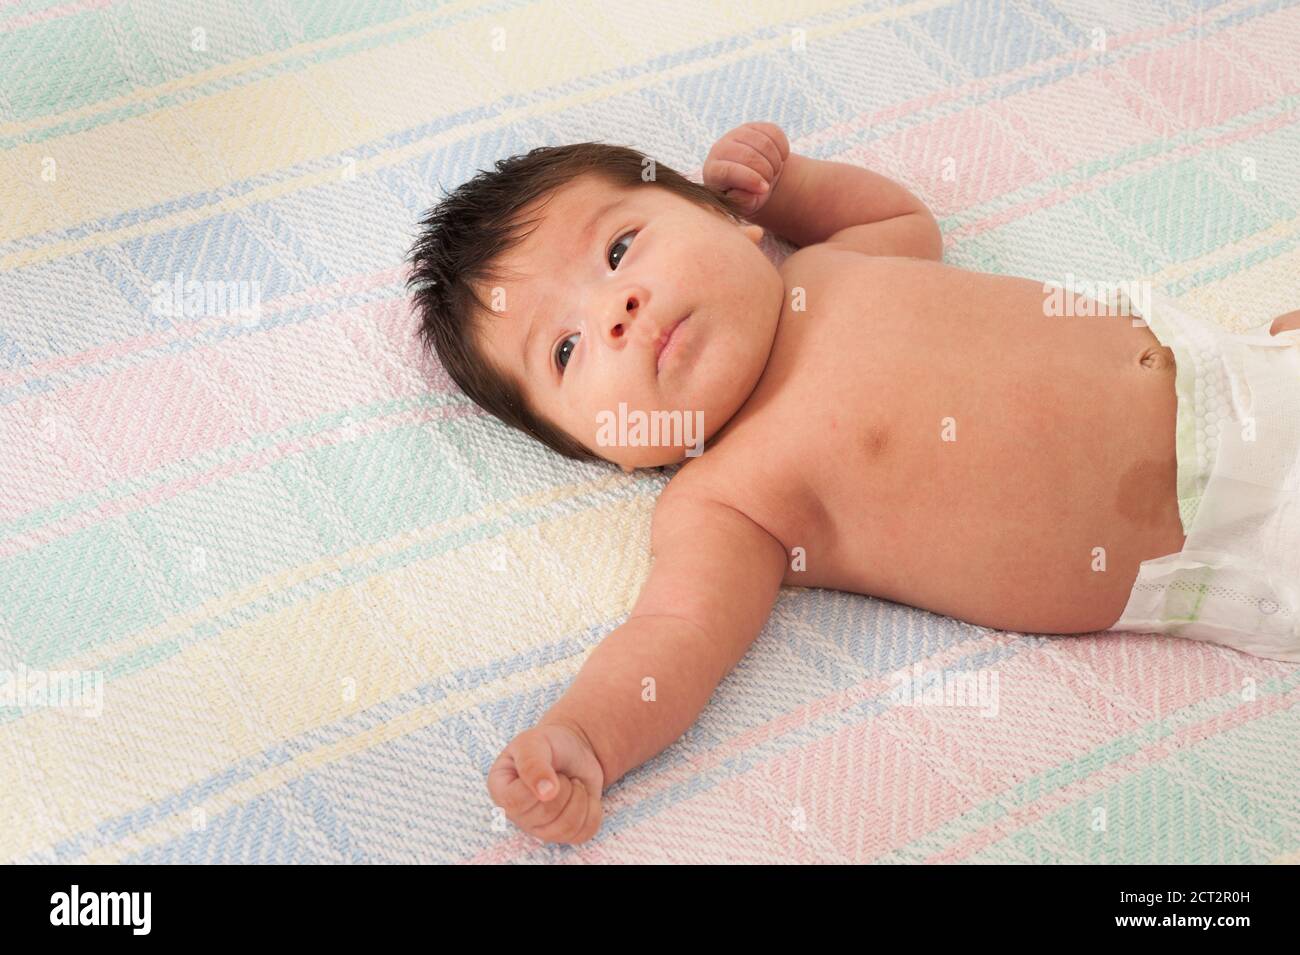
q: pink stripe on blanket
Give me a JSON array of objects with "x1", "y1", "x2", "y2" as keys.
[
  {"x1": 0, "y1": 0, "x2": 113, "y2": 34},
  {"x1": 942, "y1": 105, "x2": 1296, "y2": 244},
  {"x1": 1111, "y1": 35, "x2": 1280, "y2": 134},
  {"x1": 0, "y1": 402, "x2": 477, "y2": 561},
  {"x1": 796, "y1": 0, "x2": 1260, "y2": 157},
  {"x1": 0, "y1": 297, "x2": 444, "y2": 523},
  {"x1": 923, "y1": 675, "x2": 1300, "y2": 863},
  {"x1": 0, "y1": 266, "x2": 410, "y2": 389},
  {"x1": 461, "y1": 634, "x2": 1005, "y2": 864},
  {"x1": 1212, "y1": 4, "x2": 1300, "y2": 100},
  {"x1": 864, "y1": 24, "x2": 1284, "y2": 217}
]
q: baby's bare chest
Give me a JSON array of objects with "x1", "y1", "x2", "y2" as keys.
[{"x1": 691, "y1": 256, "x2": 1185, "y2": 629}]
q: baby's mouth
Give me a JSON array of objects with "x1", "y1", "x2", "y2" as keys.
[{"x1": 655, "y1": 314, "x2": 690, "y2": 375}]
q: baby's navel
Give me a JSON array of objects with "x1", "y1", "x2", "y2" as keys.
[{"x1": 1138, "y1": 345, "x2": 1175, "y2": 371}]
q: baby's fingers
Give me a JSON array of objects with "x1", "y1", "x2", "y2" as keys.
[
  {"x1": 723, "y1": 188, "x2": 764, "y2": 216},
  {"x1": 511, "y1": 731, "x2": 559, "y2": 801},
  {"x1": 703, "y1": 158, "x2": 770, "y2": 198},
  {"x1": 531, "y1": 779, "x2": 600, "y2": 845},
  {"x1": 514, "y1": 773, "x2": 577, "y2": 832},
  {"x1": 486, "y1": 749, "x2": 521, "y2": 803},
  {"x1": 741, "y1": 121, "x2": 789, "y2": 162},
  {"x1": 491, "y1": 771, "x2": 543, "y2": 818}
]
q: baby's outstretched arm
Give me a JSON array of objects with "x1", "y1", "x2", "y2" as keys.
[{"x1": 487, "y1": 490, "x2": 788, "y2": 844}]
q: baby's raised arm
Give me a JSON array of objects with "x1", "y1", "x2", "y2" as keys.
[
  {"x1": 487, "y1": 489, "x2": 788, "y2": 844},
  {"x1": 702, "y1": 121, "x2": 941, "y2": 259}
]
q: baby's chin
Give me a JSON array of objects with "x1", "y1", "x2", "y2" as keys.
[
  {"x1": 583, "y1": 377, "x2": 756, "y2": 469},
  {"x1": 584, "y1": 410, "x2": 713, "y2": 469},
  {"x1": 583, "y1": 346, "x2": 768, "y2": 467},
  {"x1": 589, "y1": 438, "x2": 699, "y2": 471},
  {"x1": 610, "y1": 447, "x2": 694, "y2": 471}
]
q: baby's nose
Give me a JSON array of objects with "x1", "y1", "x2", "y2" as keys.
[{"x1": 607, "y1": 294, "x2": 641, "y2": 340}]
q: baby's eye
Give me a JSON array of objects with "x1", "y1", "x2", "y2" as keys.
[
  {"x1": 555, "y1": 332, "x2": 580, "y2": 374},
  {"x1": 608, "y1": 231, "x2": 636, "y2": 270}
]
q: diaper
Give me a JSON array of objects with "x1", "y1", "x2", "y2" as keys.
[{"x1": 1109, "y1": 291, "x2": 1300, "y2": 662}]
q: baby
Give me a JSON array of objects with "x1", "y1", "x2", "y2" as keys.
[{"x1": 406, "y1": 122, "x2": 1300, "y2": 845}]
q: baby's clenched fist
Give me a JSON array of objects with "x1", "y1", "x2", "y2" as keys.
[
  {"x1": 488, "y1": 720, "x2": 605, "y2": 845},
  {"x1": 703, "y1": 121, "x2": 791, "y2": 218}
]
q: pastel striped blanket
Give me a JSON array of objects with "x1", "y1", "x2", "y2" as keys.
[{"x1": 1, "y1": 0, "x2": 1298, "y2": 863}]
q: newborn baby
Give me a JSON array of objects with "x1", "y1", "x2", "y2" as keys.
[{"x1": 406, "y1": 122, "x2": 1300, "y2": 845}]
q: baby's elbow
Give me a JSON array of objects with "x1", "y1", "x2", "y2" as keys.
[{"x1": 913, "y1": 207, "x2": 943, "y2": 261}]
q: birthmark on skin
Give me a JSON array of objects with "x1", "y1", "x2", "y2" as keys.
[
  {"x1": 861, "y1": 424, "x2": 890, "y2": 459},
  {"x1": 1114, "y1": 457, "x2": 1175, "y2": 528}
]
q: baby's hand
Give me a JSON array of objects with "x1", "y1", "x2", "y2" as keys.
[
  {"x1": 487, "y1": 719, "x2": 605, "y2": 845},
  {"x1": 703, "y1": 121, "x2": 790, "y2": 218}
]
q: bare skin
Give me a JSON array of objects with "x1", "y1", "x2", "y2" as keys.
[
  {"x1": 481, "y1": 123, "x2": 1299, "y2": 845},
  {"x1": 681, "y1": 251, "x2": 1188, "y2": 634}
]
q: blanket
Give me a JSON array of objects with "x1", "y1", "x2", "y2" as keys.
[{"x1": 1, "y1": 0, "x2": 1298, "y2": 863}]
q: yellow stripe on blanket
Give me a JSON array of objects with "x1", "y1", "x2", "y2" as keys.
[
  {"x1": 0, "y1": 0, "x2": 932, "y2": 262},
  {"x1": 0, "y1": 493, "x2": 654, "y2": 862},
  {"x1": 0, "y1": 4, "x2": 481, "y2": 141},
  {"x1": 48, "y1": 475, "x2": 626, "y2": 676},
  {"x1": 1172, "y1": 243, "x2": 1300, "y2": 330},
  {"x1": 79, "y1": 651, "x2": 589, "y2": 863}
]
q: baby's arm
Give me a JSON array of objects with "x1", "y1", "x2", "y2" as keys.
[
  {"x1": 703, "y1": 121, "x2": 941, "y2": 259},
  {"x1": 487, "y1": 490, "x2": 788, "y2": 843}
]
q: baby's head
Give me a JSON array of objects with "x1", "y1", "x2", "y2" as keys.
[{"x1": 406, "y1": 143, "x2": 784, "y2": 471}]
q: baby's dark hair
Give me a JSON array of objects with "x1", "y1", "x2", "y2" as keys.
[{"x1": 405, "y1": 142, "x2": 745, "y2": 463}]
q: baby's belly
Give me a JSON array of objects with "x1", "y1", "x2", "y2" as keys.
[{"x1": 798, "y1": 296, "x2": 1187, "y2": 633}]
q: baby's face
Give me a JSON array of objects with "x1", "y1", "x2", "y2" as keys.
[{"x1": 475, "y1": 173, "x2": 784, "y2": 469}]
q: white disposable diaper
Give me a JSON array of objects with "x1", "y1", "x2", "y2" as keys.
[{"x1": 1110, "y1": 292, "x2": 1300, "y2": 662}]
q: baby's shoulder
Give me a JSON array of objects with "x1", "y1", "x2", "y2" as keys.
[
  {"x1": 778, "y1": 242, "x2": 935, "y2": 290},
  {"x1": 777, "y1": 240, "x2": 850, "y2": 278},
  {"x1": 653, "y1": 462, "x2": 745, "y2": 527},
  {"x1": 649, "y1": 489, "x2": 780, "y2": 571},
  {"x1": 780, "y1": 239, "x2": 914, "y2": 268}
]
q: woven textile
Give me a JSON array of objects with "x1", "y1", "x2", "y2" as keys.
[{"x1": 2, "y1": 0, "x2": 1299, "y2": 864}]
